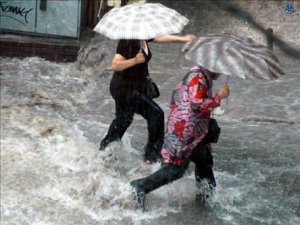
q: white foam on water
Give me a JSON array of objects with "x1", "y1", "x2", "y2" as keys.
[{"x1": 1, "y1": 55, "x2": 299, "y2": 224}]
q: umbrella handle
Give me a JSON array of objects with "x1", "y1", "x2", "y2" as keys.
[
  {"x1": 225, "y1": 75, "x2": 230, "y2": 84},
  {"x1": 181, "y1": 40, "x2": 194, "y2": 52}
]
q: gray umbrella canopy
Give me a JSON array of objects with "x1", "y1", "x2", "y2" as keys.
[
  {"x1": 184, "y1": 34, "x2": 284, "y2": 80},
  {"x1": 94, "y1": 3, "x2": 189, "y2": 40}
]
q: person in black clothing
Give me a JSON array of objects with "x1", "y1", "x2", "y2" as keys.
[
  {"x1": 121, "y1": 0, "x2": 129, "y2": 6},
  {"x1": 99, "y1": 35, "x2": 196, "y2": 163}
]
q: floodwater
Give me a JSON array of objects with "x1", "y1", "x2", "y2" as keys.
[{"x1": 1, "y1": 36, "x2": 300, "y2": 225}]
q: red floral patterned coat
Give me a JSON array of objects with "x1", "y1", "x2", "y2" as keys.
[{"x1": 161, "y1": 66, "x2": 221, "y2": 164}]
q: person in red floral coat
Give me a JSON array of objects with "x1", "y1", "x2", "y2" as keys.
[{"x1": 130, "y1": 65, "x2": 230, "y2": 208}]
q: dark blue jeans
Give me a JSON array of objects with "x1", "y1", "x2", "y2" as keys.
[
  {"x1": 100, "y1": 91, "x2": 164, "y2": 160},
  {"x1": 130, "y1": 143, "x2": 216, "y2": 194}
]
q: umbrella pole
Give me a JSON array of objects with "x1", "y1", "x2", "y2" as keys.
[
  {"x1": 97, "y1": 0, "x2": 104, "y2": 19},
  {"x1": 225, "y1": 76, "x2": 230, "y2": 112}
]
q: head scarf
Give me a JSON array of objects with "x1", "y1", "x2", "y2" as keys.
[{"x1": 189, "y1": 65, "x2": 213, "y2": 89}]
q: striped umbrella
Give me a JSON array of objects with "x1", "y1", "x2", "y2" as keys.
[
  {"x1": 93, "y1": 3, "x2": 189, "y2": 40},
  {"x1": 183, "y1": 34, "x2": 284, "y2": 80}
]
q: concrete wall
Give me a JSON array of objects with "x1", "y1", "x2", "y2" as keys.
[{"x1": 0, "y1": 0, "x2": 82, "y2": 38}]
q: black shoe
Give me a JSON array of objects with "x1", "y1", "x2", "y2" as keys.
[
  {"x1": 99, "y1": 141, "x2": 107, "y2": 151},
  {"x1": 195, "y1": 186, "x2": 215, "y2": 204},
  {"x1": 99, "y1": 136, "x2": 116, "y2": 151},
  {"x1": 144, "y1": 143, "x2": 160, "y2": 163},
  {"x1": 130, "y1": 181, "x2": 145, "y2": 211},
  {"x1": 195, "y1": 193, "x2": 207, "y2": 203},
  {"x1": 144, "y1": 152, "x2": 159, "y2": 164}
]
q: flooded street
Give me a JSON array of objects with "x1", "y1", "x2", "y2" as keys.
[{"x1": 1, "y1": 36, "x2": 300, "y2": 224}]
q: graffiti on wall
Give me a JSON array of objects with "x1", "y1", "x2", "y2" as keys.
[{"x1": 0, "y1": 1, "x2": 33, "y2": 25}]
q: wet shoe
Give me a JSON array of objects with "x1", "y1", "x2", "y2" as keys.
[
  {"x1": 99, "y1": 137, "x2": 116, "y2": 151},
  {"x1": 143, "y1": 143, "x2": 160, "y2": 163},
  {"x1": 130, "y1": 181, "x2": 146, "y2": 211},
  {"x1": 195, "y1": 193, "x2": 207, "y2": 203},
  {"x1": 144, "y1": 154, "x2": 159, "y2": 164},
  {"x1": 195, "y1": 180, "x2": 215, "y2": 204},
  {"x1": 99, "y1": 141, "x2": 107, "y2": 151}
]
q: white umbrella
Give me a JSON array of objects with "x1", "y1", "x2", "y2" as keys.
[
  {"x1": 93, "y1": 3, "x2": 189, "y2": 40},
  {"x1": 184, "y1": 34, "x2": 284, "y2": 80}
]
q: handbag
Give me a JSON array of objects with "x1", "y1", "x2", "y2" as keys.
[
  {"x1": 145, "y1": 77, "x2": 160, "y2": 99},
  {"x1": 202, "y1": 118, "x2": 221, "y2": 144}
]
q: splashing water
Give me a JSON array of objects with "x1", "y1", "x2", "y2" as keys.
[{"x1": 1, "y1": 37, "x2": 300, "y2": 225}]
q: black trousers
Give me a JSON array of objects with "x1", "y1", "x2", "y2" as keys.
[
  {"x1": 101, "y1": 91, "x2": 164, "y2": 157},
  {"x1": 121, "y1": 0, "x2": 129, "y2": 6},
  {"x1": 131, "y1": 143, "x2": 216, "y2": 194}
]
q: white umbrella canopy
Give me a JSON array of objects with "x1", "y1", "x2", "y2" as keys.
[
  {"x1": 93, "y1": 3, "x2": 189, "y2": 40},
  {"x1": 184, "y1": 34, "x2": 285, "y2": 80}
]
